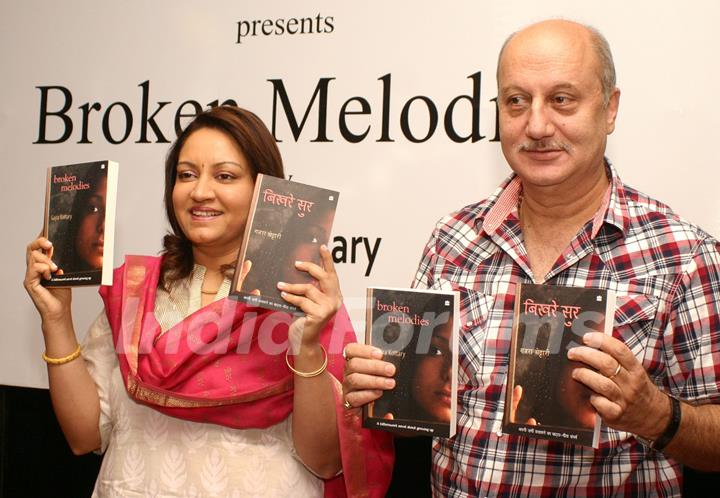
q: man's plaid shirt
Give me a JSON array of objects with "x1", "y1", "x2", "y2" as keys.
[{"x1": 412, "y1": 165, "x2": 720, "y2": 497}]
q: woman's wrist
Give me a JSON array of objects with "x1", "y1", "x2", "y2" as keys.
[
  {"x1": 41, "y1": 317, "x2": 76, "y2": 346},
  {"x1": 294, "y1": 342, "x2": 324, "y2": 361},
  {"x1": 41, "y1": 309, "x2": 73, "y2": 329}
]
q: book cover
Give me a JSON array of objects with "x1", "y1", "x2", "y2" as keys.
[
  {"x1": 231, "y1": 174, "x2": 339, "y2": 313},
  {"x1": 42, "y1": 160, "x2": 119, "y2": 287},
  {"x1": 503, "y1": 283, "x2": 615, "y2": 448},
  {"x1": 362, "y1": 287, "x2": 459, "y2": 438}
]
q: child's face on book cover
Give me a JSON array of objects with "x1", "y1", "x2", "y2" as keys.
[
  {"x1": 173, "y1": 127, "x2": 255, "y2": 254},
  {"x1": 412, "y1": 321, "x2": 453, "y2": 422},
  {"x1": 76, "y1": 174, "x2": 107, "y2": 269}
]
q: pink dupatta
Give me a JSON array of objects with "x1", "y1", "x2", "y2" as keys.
[{"x1": 100, "y1": 255, "x2": 393, "y2": 497}]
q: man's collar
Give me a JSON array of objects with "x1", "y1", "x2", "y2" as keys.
[
  {"x1": 602, "y1": 160, "x2": 632, "y2": 237},
  {"x1": 480, "y1": 174, "x2": 522, "y2": 235},
  {"x1": 480, "y1": 159, "x2": 630, "y2": 239}
]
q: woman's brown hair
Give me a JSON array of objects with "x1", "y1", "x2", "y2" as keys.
[{"x1": 160, "y1": 106, "x2": 284, "y2": 287}]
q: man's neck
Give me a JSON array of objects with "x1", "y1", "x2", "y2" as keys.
[
  {"x1": 519, "y1": 167, "x2": 610, "y2": 281},
  {"x1": 520, "y1": 167, "x2": 610, "y2": 232}
]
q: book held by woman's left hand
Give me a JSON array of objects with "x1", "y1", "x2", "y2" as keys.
[
  {"x1": 42, "y1": 160, "x2": 119, "y2": 287},
  {"x1": 230, "y1": 174, "x2": 339, "y2": 313}
]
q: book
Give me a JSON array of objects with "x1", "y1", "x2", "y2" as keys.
[
  {"x1": 230, "y1": 174, "x2": 339, "y2": 313},
  {"x1": 503, "y1": 283, "x2": 615, "y2": 448},
  {"x1": 42, "y1": 160, "x2": 119, "y2": 287},
  {"x1": 362, "y1": 287, "x2": 459, "y2": 438}
]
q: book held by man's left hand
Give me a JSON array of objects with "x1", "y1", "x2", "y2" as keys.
[
  {"x1": 42, "y1": 160, "x2": 119, "y2": 287},
  {"x1": 502, "y1": 282, "x2": 615, "y2": 448}
]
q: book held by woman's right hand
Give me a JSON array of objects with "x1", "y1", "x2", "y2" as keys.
[{"x1": 42, "y1": 160, "x2": 119, "y2": 287}]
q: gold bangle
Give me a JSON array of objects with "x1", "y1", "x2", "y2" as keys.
[
  {"x1": 42, "y1": 344, "x2": 82, "y2": 365},
  {"x1": 285, "y1": 345, "x2": 328, "y2": 378}
]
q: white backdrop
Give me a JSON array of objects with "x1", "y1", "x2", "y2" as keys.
[{"x1": 3, "y1": 1, "x2": 719, "y2": 388}]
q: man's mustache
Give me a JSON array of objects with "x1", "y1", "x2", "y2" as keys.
[{"x1": 519, "y1": 140, "x2": 570, "y2": 152}]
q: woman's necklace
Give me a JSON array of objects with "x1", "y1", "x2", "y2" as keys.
[{"x1": 201, "y1": 266, "x2": 227, "y2": 295}]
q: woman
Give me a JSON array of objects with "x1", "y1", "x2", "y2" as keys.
[
  {"x1": 24, "y1": 106, "x2": 392, "y2": 497},
  {"x1": 49, "y1": 164, "x2": 108, "y2": 274},
  {"x1": 408, "y1": 317, "x2": 453, "y2": 424},
  {"x1": 372, "y1": 312, "x2": 453, "y2": 424},
  {"x1": 70, "y1": 166, "x2": 107, "y2": 272}
]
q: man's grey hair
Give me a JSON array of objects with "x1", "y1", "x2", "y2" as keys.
[{"x1": 496, "y1": 21, "x2": 617, "y2": 106}]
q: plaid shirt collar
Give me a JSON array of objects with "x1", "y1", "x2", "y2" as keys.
[{"x1": 479, "y1": 160, "x2": 631, "y2": 241}]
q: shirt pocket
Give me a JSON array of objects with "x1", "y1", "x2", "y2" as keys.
[
  {"x1": 613, "y1": 292, "x2": 659, "y2": 343},
  {"x1": 611, "y1": 291, "x2": 667, "y2": 387}
]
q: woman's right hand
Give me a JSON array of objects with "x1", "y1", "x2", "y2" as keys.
[
  {"x1": 342, "y1": 342, "x2": 397, "y2": 409},
  {"x1": 24, "y1": 236, "x2": 72, "y2": 325}
]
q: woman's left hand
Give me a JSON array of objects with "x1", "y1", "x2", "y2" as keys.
[{"x1": 278, "y1": 245, "x2": 342, "y2": 347}]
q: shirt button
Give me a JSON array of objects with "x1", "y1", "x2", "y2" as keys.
[{"x1": 494, "y1": 422, "x2": 503, "y2": 437}]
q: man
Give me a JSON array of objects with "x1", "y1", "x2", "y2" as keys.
[{"x1": 343, "y1": 19, "x2": 720, "y2": 496}]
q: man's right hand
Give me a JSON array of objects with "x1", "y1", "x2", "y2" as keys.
[{"x1": 341, "y1": 343, "x2": 397, "y2": 409}]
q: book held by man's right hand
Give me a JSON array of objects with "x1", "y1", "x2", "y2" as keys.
[{"x1": 362, "y1": 286, "x2": 459, "y2": 438}]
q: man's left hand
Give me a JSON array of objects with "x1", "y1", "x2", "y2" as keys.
[{"x1": 568, "y1": 332, "x2": 670, "y2": 441}]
